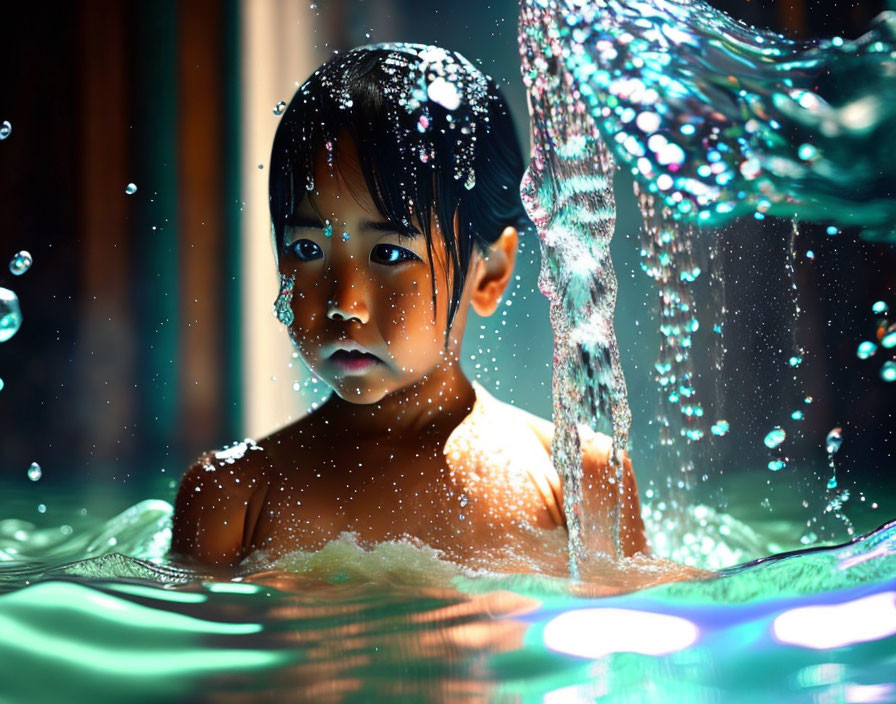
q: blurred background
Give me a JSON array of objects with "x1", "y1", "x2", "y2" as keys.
[{"x1": 0, "y1": 0, "x2": 894, "y2": 537}]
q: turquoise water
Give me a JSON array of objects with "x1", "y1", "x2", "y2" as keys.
[{"x1": 2, "y1": 479, "x2": 896, "y2": 703}]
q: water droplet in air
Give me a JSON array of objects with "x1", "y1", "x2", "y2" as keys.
[
  {"x1": 881, "y1": 360, "x2": 896, "y2": 383},
  {"x1": 0, "y1": 378, "x2": 4, "y2": 391},
  {"x1": 788, "y1": 355, "x2": 802, "y2": 367},
  {"x1": 464, "y1": 170, "x2": 476, "y2": 190},
  {"x1": 764, "y1": 427, "x2": 786, "y2": 449},
  {"x1": 857, "y1": 341, "x2": 877, "y2": 359},
  {"x1": 872, "y1": 301, "x2": 888, "y2": 315},
  {"x1": 791, "y1": 410, "x2": 804, "y2": 421},
  {"x1": 8, "y1": 251, "x2": 32, "y2": 276},
  {"x1": 0, "y1": 120, "x2": 10, "y2": 140},
  {"x1": 768, "y1": 459, "x2": 786, "y2": 471},
  {"x1": 0, "y1": 287, "x2": 23, "y2": 343},
  {"x1": 710, "y1": 420, "x2": 729, "y2": 436},
  {"x1": 273, "y1": 100, "x2": 287, "y2": 115},
  {"x1": 27, "y1": 462, "x2": 42, "y2": 482},
  {"x1": 881, "y1": 324, "x2": 896, "y2": 349},
  {"x1": 805, "y1": 250, "x2": 815, "y2": 260},
  {"x1": 826, "y1": 225, "x2": 840, "y2": 236},
  {"x1": 804, "y1": 396, "x2": 813, "y2": 404},
  {"x1": 826, "y1": 477, "x2": 838, "y2": 490},
  {"x1": 37, "y1": 504, "x2": 46, "y2": 514},
  {"x1": 825, "y1": 427, "x2": 843, "y2": 454}
]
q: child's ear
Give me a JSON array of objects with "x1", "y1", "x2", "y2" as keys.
[{"x1": 470, "y1": 226, "x2": 518, "y2": 317}]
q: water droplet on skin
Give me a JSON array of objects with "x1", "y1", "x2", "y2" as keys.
[
  {"x1": 872, "y1": 301, "x2": 889, "y2": 315},
  {"x1": 125, "y1": 183, "x2": 137, "y2": 195},
  {"x1": 342, "y1": 232, "x2": 350, "y2": 242},
  {"x1": 27, "y1": 462, "x2": 42, "y2": 482},
  {"x1": 881, "y1": 360, "x2": 896, "y2": 382},
  {"x1": 273, "y1": 100, "x2": 287, "y2": 115},
  {"x1": 0, "y1": 287, "x2": 23, "y2": 343},
  {"x1": 710, "y1": 420, "x2": 729, "y2": 436},
  {"x1": 8, "y1": 251, "x2": 32, "y2": 276},
  {"x1": 825, "y1": 427, "x2": 843, "y2": 454},
  {"x1": 257, "y1": 163, "x2": 264, "y2": 170},
  {"x1": 764, "y1": 426, "x2": 786, "y2": 449},
  {"x1": 0, "y1": 120, "x2": 10, "y2": 140},
  {"x1": 768, "y1": 459, "x2": 786, "y2": 471},
  {"x1": 857, "y1": 340, "x2": 877, "y2": 359},
  {"x1": 323, "y1": 221, "x2": 333, "y2": 238}
]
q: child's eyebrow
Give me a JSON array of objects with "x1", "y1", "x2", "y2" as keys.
[
  {"x1": 361, "y1": 219, "x2": 422, "y2": 238},
  {"x1": 285, "y1": 214, "x2": 324, "y2": 229}
]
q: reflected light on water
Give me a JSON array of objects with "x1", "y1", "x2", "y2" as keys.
[
  {"x1": 543, "y1": 608, "x2": 700, "y2": 658},
  {"x1": 844, "y1": 683, "x2": 896, "y2": 703},
  {"x1": 772, "y1": 592, "x2": 896, "y2": 649}
]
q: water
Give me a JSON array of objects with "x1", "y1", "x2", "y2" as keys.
[
  {"x1": 2, "y1": 480, "x2": 896, "y2": 702},
  {"x1": 2, "y1": 2, "x2": 896, "y2": 702}
]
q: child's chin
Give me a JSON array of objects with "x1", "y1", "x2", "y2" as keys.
[{"x1": 331, "y1": 383, "x2": 390, "y2": 405}]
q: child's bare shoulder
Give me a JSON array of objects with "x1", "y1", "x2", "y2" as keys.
[{"x1": 171, "y1": 438, "x2": 274, "y2": 566}]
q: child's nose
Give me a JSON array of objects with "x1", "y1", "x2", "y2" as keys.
[{"x1": 326, "y1": 262, "x2": 370, "y2": 324}]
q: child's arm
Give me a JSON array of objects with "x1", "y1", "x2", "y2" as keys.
[
  {"x1": 517, "y1": 407, "x2": 648, "y2": 557},
  {"x1": 580, "y1": 431, "x2": 649, "y2": 557},
  {"x1": 170, "y1": 456, "x2": 257, "y2": 567}
]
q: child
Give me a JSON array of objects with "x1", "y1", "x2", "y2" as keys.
[{"x1": 171, "y1": 43, "x2": 647, "y2": 571}]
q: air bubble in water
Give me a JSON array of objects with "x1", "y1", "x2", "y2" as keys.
[
  {"x1": 881, "y1": 360, "x2": 896, "y2": 382},
  {"x1": 125, "y1": 183, "x2": 137, "y2": 195},
  {"x1": 0, "y1": 121, "x2": 10, "y2": 140},
  {"x1": 27, "y1": 462, "x2": 42, "y2": 482},
  {"x1": 764, "y1": 426, "x2": 786, "y2": 449},
  {"x1": 825, "y1": 427, "x2": 843, "y2": 454},
  {"x1": 8, "y1": 251, "x2": 32, "y2": 276},
  {"x1": 857, "y1": 340, "x2": 877, "y2": 359},
  {"x1": 0, "y1": 287, "x2": 23, "y2": 343},
  {"x1": 273, "y1": 101, "x2": 287, "y2": 115}
]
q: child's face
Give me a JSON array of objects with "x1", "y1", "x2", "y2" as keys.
[{"x1": 278, "y1": 136, "x2": 476, "y2": 405}]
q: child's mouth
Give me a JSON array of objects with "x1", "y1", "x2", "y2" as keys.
[{"x1": 328, "y1": 349, "x2": 382, "y2": 374}]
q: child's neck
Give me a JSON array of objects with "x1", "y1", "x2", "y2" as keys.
[{"x1": 320, "y1": 361, "x2": 477, "y2": 440}]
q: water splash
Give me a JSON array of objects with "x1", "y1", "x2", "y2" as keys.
[
  {"x1": 520, "y1": 3, "x2": 630, "y2": 575},
  {"x1": 533, "y1": 0, "x2": 896, "y2": 242}
]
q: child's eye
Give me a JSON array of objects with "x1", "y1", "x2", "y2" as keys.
[
  {"x1": 289, "y1": 239, "x2": 323, "y2": 261},
  {"x1": 371, "y1": 243, "x2": 419, "y2": 265}
]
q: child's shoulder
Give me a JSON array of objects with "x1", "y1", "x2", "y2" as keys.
[{"x1": 171, "y1": 438, "x2": 273, "y2": 566}]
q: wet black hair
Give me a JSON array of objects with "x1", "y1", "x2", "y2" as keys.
[{"x1": 269, "y1": 43, "x2": 533, "y2": 330}]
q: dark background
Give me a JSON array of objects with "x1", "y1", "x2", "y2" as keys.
[{"x1": 0, "y1": 0, "x2": 893, "y2": 537}]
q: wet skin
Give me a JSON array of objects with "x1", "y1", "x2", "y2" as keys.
[{"x1": 171, "y1": 135, "x2": 647, "y2": 571}]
